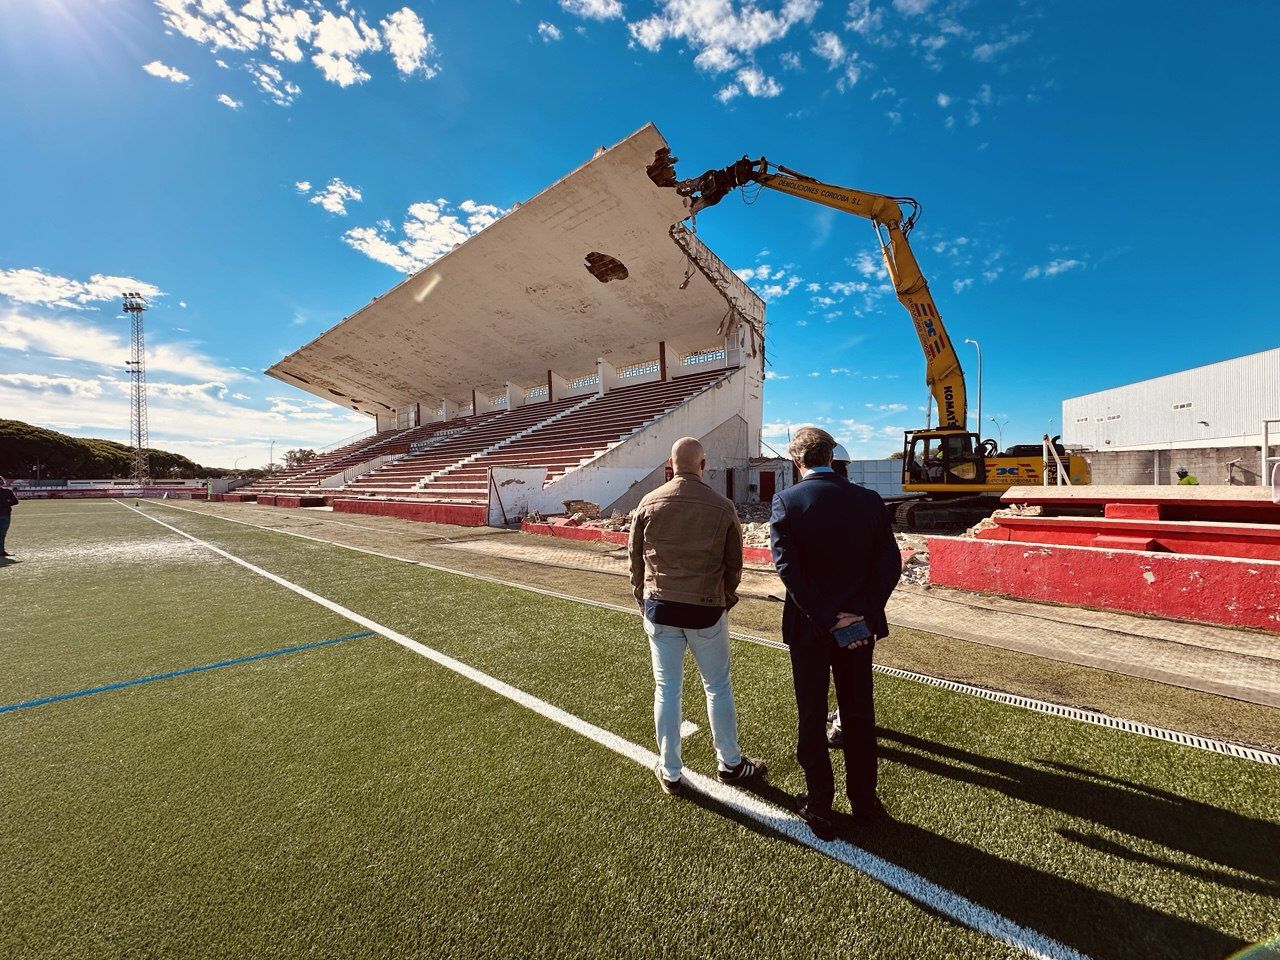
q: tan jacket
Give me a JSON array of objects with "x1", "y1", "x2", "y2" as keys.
[{"x1": 628, "y1": 473, "x2": 743, "y2": 609}]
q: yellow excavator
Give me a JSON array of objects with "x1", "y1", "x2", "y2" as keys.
[{"x1": 649, "y1": 153, "x2": 1090, "y2": 528}]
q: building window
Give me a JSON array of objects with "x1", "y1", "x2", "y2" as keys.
[
  {"x1": 569, "y1": 374, "x2": 600, "y2": 389},
  {"x1": 492, "y1": 395, "x2": 508, "y2": 407},
  {"x1": 1074, "y1": 417, "x2": 1088, "y2": 424},
  {"x1": 619, "y1": 359, "x2": 660, "y2": 379},
  {"x1": 1105, "y1": 414, "x2": 1121, "y2": 422},
  {"x1": 683, "y1": 347, "x2": 727, "y2": 366},
  {"x1": 526, "y1": 385, "x2": 548, "y2": 400},
  {"x1": 1095, "y1": 417, "x2": 1104, "y2": 423},
  {"x1": 1172, "y1": 401, "x2": 1193, "y2": 411}
]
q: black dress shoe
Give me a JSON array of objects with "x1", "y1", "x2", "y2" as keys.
[
  {"x1": 795, "y1": 794, "x2": 837, "y2": 842},
  {"x1": 851, "y1": 797, "x2": 889, "y2": 827}
]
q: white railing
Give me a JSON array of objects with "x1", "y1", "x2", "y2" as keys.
[
  {"x1": 1041, "y1": 435, "x2": 1072, "y2": 486},
  {"x1": 318, "y1": 453, "x2": 404, "y2": 488},
  {"x1": 1264, "y1": 418, "x2": 1280, "y2": 502}
]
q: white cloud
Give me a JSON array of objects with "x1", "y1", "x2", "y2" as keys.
[
  {"x1": 310, "y1": 10, "x2": 381, "y2": 86},
  {"x1": 344, "y1": 197, "x2": 510, "y2": 273},
  {"x1": 1023, "y1": 258, "x2": 1083, "y2": 280},
  {"x1": 829, "y1": 280, "x2": 870, "y2": 296},
  {"x1": 560, "y1": 0, "x2": 624, "y2": 20},
  {"x1": 301, "y1": 177, "x2": 363, "y2": 215},
  {"x1": 779, "y1": 50, "x2": 802, "y2": 70},
  {"x1": 628, "y1": 0, "x2": 818, "y2": 84},
  {"x1": 936, "y1": 91, "x2": 951, "y2": 107},
  {"x1": 0, "y1": 372, "x2": 105, "y2": 399},
  {"x1": 153, "y1": 1, "x2": 438, "y2": 102},
  {"x1": 764, "y1": 370, "x2": 788, "y2": 380},
  {"x1": 142, "y1": 60, "x2": 190, "y2": 83},
  {"x1": 537, "y1": 21, "x2": 563, "y2": 42},
  {"x1": 0, "y1": 311, "x2": 236, "y2": 382},
  {"x1": 716, "y1": 83, "x2": 741, "y2": 103},
  {"x1": 952, "y1": 277, "x2": 973, "y2": 292},
  {"x1": 893, "y1": 0, "x2": 933, "y2": 14},
  {"x1": 382, "y1": 8, "x2": 439, "y2": 76},
  {"x1": 0, "y1": 268, "x2": 162, "y2": 310},
  {"x1": 811, "y1": 31, "x2": 845, "y2": 68},
  {"x1": 736, "y1": 64, "x2": 782, "y2": 97},
  {"x1": 736, "y1": 263, "x2": 801, "y2": 300},
  {"x1": 0, "y1": 372, "x2": 368, "y2": 468},
  {"x1": 973, "y1": 31, "x2": 1031, "y2": 62},
  {"x1": 217, "y1": 93, "x2": 242, "y2": 109},
  {"x1": 248, "y1": 61, "x2": 301, "y2": 105},
  {"x1": 852, "y1": 250, "x2": 886, "y2": 278}
]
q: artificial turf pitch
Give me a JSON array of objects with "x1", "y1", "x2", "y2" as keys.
[{"x1": 1, "y1": 500, "x2": 1276, "y2": 959}]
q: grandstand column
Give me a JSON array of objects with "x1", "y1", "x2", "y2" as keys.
[
  {"x1": 440, "y1": 398, "x2": 460, "y2": 421},
  {"x1": 547, "y1": 370, "x2": 569, "y2": 402},
  {"x1": 474, "y1": 390, "x2": 503, "y2": 415},
  {"x1": 419, "y1": 400, "x2": 442, "y2": 423},
  {"x1": 596, "y1": 359, "x2": 618, "y2": 395},
  {"x1": 375, "y1": 412, "x2": 396, "y2": 432},
  {"x1": 658, "y1": 341, "x2": 669, "y2": 381},
  {"x1": 726, "y1": 333, "x2": 744, "y2": 369},
  {"x1": 505, "y1": 382, "x2": 525, "y2": 410}
]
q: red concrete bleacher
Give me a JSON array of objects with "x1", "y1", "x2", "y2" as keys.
[
  {"x1": 930, "y1": 486, "x2": 1280, "y2": 631},
  {"x1": 415, "y1": 368, "x2": 732, "y2": 503},
  {"x1": 344, "y1": 397, "x2": 582, "y2": 498}
]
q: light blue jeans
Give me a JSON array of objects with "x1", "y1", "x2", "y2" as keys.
[{"x1": 645, "y1": 614, "x2": 742, "y2": 781}]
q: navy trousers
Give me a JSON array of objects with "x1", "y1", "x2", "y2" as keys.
[
  {"x1": 0, "y1": 515, "x2": 10, "y2": 555},
  {"x1": 789, "y1": 634, "x2": 877, "y2": 815}
]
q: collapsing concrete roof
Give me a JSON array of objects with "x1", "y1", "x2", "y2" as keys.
[{"x1": 267, "y1": 123, "x2": 764, "y2": 418}]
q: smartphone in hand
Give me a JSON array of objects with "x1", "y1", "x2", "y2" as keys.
[{"x1": 833, "y1": 619, "x2": 873, "y2": 648}]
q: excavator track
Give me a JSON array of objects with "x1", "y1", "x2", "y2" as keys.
[{"x1": 892, "y1": 496, "x2": 1000, "y2": 533}]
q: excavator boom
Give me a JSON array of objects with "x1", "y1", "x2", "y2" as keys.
[{"x1": 666, "y1": 155, "x2": 968, "y2": 431}]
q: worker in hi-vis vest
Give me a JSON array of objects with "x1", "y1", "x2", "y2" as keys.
[{"x1": 1177, "y1": 467, "x2": 1199, "y2": 485}]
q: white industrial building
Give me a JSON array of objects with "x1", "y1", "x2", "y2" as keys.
[
  {"x1": 1064, "y1": 347, "x2": 1279, "y2": 450},
  {"x1": 1062, "y1": 346, "x2": 1280, "y2": 485}
]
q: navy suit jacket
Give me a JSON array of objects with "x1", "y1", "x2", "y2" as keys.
[{"x1": 769, "y1": 473, "x2": 901, "y2": 646}]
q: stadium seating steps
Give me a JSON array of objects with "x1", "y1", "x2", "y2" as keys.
[{"x1": 244, "y1": 366, "x2": 733, "y2": 506}]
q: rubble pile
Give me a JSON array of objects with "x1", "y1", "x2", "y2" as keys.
[
  {"x1": 528, "y1": 502, "x2": 935, "y2": 585},
  {"x1": 896, "y1": 532, "x2": 930, "y2": 585},
  {"x1": 962, "y1": 503, "x2": 1042, "y2": 539}
]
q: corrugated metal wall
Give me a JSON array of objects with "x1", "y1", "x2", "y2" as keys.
[
  {"x1": 1062, "y1": 347, "x2": 1280, "y2": 450},
  {"x1": 847, "y1": 459, "x2": 905, "y2": 497}
]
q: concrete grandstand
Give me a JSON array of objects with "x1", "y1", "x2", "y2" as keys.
[{"x1": 240, "y1": 125, "x2": 765, "y2": 526}]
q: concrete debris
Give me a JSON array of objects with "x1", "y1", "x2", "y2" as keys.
[
  {"x1": 962, "y1": 504, "x2": 1043, "y2": 539},
  {"x1": 561, "y1": 499, "x2": 601, "y2": 518}
]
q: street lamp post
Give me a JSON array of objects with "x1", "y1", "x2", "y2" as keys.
[
  {"x1": 269, "y1": 440, "x2": 275, "y2": 471},
  {"x1": 988, "y1": 415, "x2": 1007, "y2": 450},
  {"x1": 964, "y1": 338, "x2": 982, "y2": 441}
]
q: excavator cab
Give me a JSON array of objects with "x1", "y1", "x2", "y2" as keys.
[{"x1": 903, "y1": 429, "x2": 988, "y2": 492}]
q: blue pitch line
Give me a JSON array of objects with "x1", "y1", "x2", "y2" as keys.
[{"x1": 0, "y1": 631, "x2": 375, "y2": 716}]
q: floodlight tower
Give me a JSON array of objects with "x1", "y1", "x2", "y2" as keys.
[{"x1": 122, "y1": 292, "x2": 151, "y2": 485}]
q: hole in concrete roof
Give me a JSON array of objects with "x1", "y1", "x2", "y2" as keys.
[{"x1": 584, "y1": 252, "x2": 629, "y2": 283}]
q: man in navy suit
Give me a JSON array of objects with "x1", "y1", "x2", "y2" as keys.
[{"x1": 770, "y1": 426, "x2": 901, "y2": 840}]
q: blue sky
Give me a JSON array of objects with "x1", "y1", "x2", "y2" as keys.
[{"x1": 2, "y1": 0, "x2": 1277, "y2": 469}]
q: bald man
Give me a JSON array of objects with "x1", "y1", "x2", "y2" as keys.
[{"x1": 628, "y1": 437, "x2": 765, "y2": 796}]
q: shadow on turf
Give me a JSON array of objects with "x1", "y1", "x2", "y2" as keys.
[
  {"x1": 878, "y1": 728, "x2": 1280, "y2": 886},
  {"x1": 681, "y1": 773, "x2": 1248, "y2": 959},
  {"x1": 865, "y1": 727, "x2": 1274, "y2": 958}
]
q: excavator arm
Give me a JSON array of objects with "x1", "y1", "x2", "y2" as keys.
[{"x1": 663, "y1": 154, "x2": 968, "y2": 431}]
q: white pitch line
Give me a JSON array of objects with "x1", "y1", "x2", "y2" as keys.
[{"x1": 119, "y1": 499, "x2": 1088, "y2": 960}]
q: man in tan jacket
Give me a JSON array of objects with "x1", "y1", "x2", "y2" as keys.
[{"x1": 628, "y1": 436, "x2": 766, "y2": 796}]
